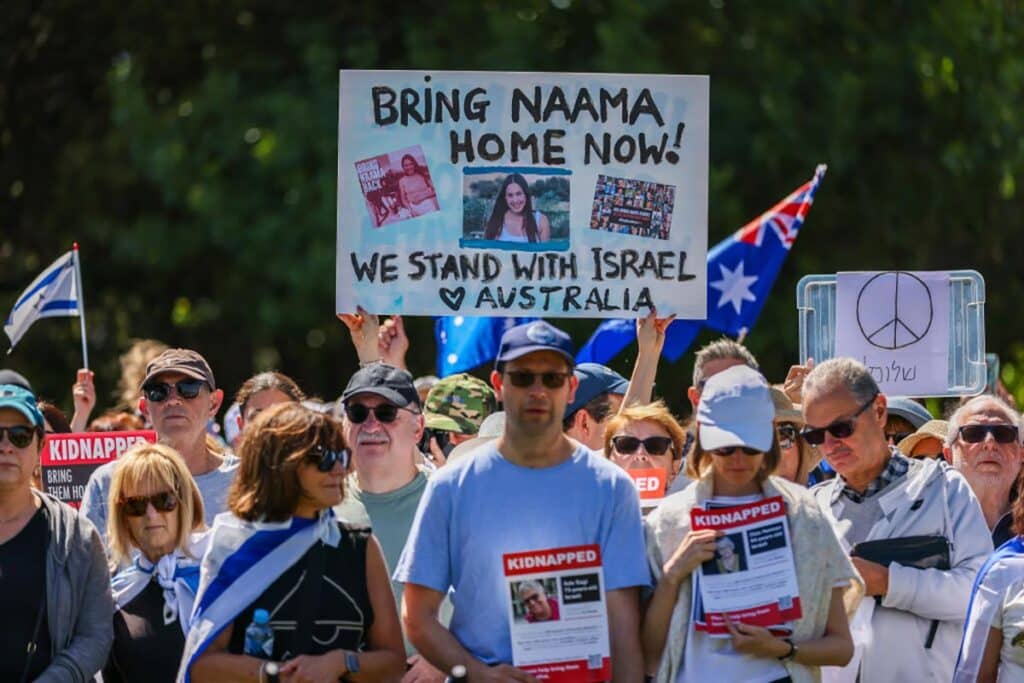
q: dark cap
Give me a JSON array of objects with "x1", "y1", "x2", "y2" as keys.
[
  {"x1": 0, "y1": 370, "x2": 32, "y2": 392},
  {"x1": 495, "y1": 321, "x2": 575, "y2": 368},
  {"x1": 342, "y1": 363, "x2": 420, "y2": 408},
  {"x1": 566, "y1": 363, "x2": 629, "y2": 418},
  {"x1": 142, "y1": 348, "x2": 216, "y2": 390}
]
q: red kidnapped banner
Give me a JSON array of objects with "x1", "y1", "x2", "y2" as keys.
[
  {"x1": 40, "y1": 430, "x2": 156, "y2": 507},
  {"x1": 503, "y1": 545, "x2": 602, "y2": 577}
]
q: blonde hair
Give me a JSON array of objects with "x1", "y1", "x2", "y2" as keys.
[
  {"x1": 117, "y1": 338, "x2": 169, "y2": 408},
  {"x1": 107, "y1": 442, "x2": 205, "y2": 567},
  {"x1": 603, "y1": 400, "x2": 687, "y2": 461}
]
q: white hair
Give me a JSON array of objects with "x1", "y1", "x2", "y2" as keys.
[{"x1": 946, "y1": 394, "x2": 1022, "y2": 446}]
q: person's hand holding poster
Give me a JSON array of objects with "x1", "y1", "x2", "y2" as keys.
[
  {"x1": 337, "y1": 70, "x2": 709, "y2": 319},
  {"x1": 503, "y1": 545, "x2": 610, "y2": 683},
  {"x1": 690, "y1": 496, "x2": 801, "y2": 636}
]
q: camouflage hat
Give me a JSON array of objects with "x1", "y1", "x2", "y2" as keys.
[{"x1": 424, "y1": 374, "x2": 497, "y2": 435}]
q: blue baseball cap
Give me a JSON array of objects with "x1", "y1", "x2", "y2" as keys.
[
  {"x1": 495, "y1": 321, "x2": 575, "y2": 368},
  {"x1": 567, "y1": 363, "x2": 629, "y2": 417},
  {"x1": 0, "y1": 384, "x2": 45, "y2": 429},
  {"x1": 697, "y1": 365, "x2": 775, "y2": 452}
]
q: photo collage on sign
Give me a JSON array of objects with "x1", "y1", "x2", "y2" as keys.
[
  {"x1": 589, "y1": 174, "x2": 676, "y2": 240},
  {"x1": 355, "y1": 144, "x2": 441, "y2": 227}
]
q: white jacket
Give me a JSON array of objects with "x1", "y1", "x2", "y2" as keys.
[{"x1": 811, "y1": 456, "x2": 992, "y2": 682}]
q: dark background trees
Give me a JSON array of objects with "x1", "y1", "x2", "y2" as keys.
[{"x1": 2, "y1": 0, "x2": 1022, "y2": 418}]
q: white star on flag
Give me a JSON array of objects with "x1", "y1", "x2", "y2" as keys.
[{"x1": 710, "y1": 261, "x2": 759, "y2": 314}]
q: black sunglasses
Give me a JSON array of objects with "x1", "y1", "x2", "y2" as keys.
[
  {"x1": 0, "y1": 425, "x2": 38, "y2": 449},
  {"x1": 776, "y1": 423, "x2": 798, "y2": 447},
  {"x1": 710, "y1": 446, "x2": 763, "y2": 456},
  {"x1": 959, "y1": 424, "x2": 1020, "y2": 445},
  {"x1": 419, "y1": 428, "x2": 454, "y2": 457},
  {"x1": 800, "y1": 393, "x2": 878, "y2": 446},
  {"x1": 505, "y1": 370, "x2": 572, "y2": 389},
  {"x1": 307, "y1": 444, "x2": 350, "y2": 472},
  {"x1": 344, "y1": 403, "x2": 412, "y2": 424},
  {"x1": 143, "y1": 378, "x2": 207, "y2": 403},
  {"x1": 120, "y1": 491, "x2": 178, "y2": 517},
  {"x1": 886, "y1": 431, "x2": 913, "y2": 444},
  {"x1": 611, "y1": 435, "x2": 673, "y2": 456}
]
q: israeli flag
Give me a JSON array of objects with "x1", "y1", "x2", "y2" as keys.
[{"x1": 4, "y1": 250, "x2": 79, "y2": 351}]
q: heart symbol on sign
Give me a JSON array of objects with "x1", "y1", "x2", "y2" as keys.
[{"x1": 439, "y1": 287, "x2": 466, "y2": 311}]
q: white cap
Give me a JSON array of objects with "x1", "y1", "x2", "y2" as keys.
[{"x1": 697, "y1": 365, "x2": 775, "y2": 452}]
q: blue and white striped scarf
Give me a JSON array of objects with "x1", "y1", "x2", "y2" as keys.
[{"x1": 176, "y1": 509, "x2": 341, "y2": 683}]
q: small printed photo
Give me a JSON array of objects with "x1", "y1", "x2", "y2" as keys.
[
  {"x1": 701, "y1": 532, "x2": 748, "y2": 576},
  {"x1": 510, "y1": 577, "x2": 561, "y2": 624},
  {"x1": 590, "y1": 174, "x2": 675, "y2": 240},
  {"x1": 461, "y1": 167, "x2": 570, "y2": 251},
  {"x1": 355, "y1": 144, "x2": 440, "y2": 227}
]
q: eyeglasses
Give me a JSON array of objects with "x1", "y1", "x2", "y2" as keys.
[
  {"x1": 120, "y1": 491, "x2": 178, "y2": 517},
  {"x1": 0, "y1": 425, "x2": 37, "y2": 448},
  {"x1": 307, "y1": 444, "x2": 350, "y2": 472},
  {"x1": 142, "y1": 379, "x2": 207, "y2": 403},
  {"x1": 504, "y1": 371, "x2": 572, "y2": 389},
  {"x1": 776, "y1": 423, "x2": 798, "y2": 449},
  {"x1": 800, "y1": 393, "x2": 878, "y2": 446},
  {"x1": 521, "y1": 593, "x2": 544, "y2": 605},
  {"x1": 709, "y1": 446, "x2": 762, "y2": 456},
  {"x1": 886, "y1": 431, "x2": 912, "y2": 444},
  {"x1": 958, "y1": 424, "x2": 1020, "y2": 444},
  {"x1": 344, "y1": 403, "x2": 413, "y2": 424},
  {"x1": 611, "y1": 435, "x2": 674, "y2": 456}
]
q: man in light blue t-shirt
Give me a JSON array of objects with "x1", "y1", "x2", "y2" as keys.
[{"x1": 396, "y1": 321, "x2": 649, "y2": 683}]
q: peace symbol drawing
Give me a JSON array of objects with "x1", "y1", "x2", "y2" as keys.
[{"x1": 855, "y1": 271, "x2": 934, "y2": 350}]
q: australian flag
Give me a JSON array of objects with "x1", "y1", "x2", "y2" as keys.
[{"x1": 578, "y1": 164, "x2": 827, "y2": 363}]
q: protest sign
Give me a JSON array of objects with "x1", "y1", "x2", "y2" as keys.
[
  {"x1": 626, "y1": 467, "x2": 667, "y2": 509},
  {"x1": 690, "y1": 496, "x2": 801, "y2": 635},
  {"x1": 337, "y1": 70, "x2": 709, "y2": 319},
  {"x1": 835, "y1": 271, "x2": 951, "y2": 396},
  {"x1": 40, "y1": 430, "x2": 156, "y2": 507},
  {"x1": 503, "y1": 544, "x2": 610, "y2": 683}
]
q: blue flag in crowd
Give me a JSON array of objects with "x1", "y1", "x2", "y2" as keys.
[
  {"x1": 4, "y1": 249, "x2": 81, "y2": 352},
  {"x1": 577, "y1": 164, "x2": 827, "y2": 364},
  {"x1": 435, "y1": 316, "x2": 536, "y2": 376}
]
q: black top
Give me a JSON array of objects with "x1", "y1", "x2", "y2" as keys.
[
  {"x1": 104, "y1": 579, "x2": 185, "y2": 683},
  {"x1": 0, "y1": 506, "x2": 53, "y2": 681},
  {"x1": 229, "y1": 524, "x2": 374, "y2": 659}
]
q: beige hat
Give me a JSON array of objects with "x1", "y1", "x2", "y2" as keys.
[
  {"x1": 769, "y1": 386, "x2": 804, "y2": 425},
  {"x1": 898, "y1": 420, "x2": 949, "y2": 457}
]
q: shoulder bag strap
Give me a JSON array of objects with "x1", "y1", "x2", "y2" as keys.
[{"x1": 291, "y1": 539, "x2": 327, "y2": 655}]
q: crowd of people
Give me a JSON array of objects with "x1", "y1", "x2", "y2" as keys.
[{"x1": 1, "y1": 310, "x2": 1023, "y2": 682}]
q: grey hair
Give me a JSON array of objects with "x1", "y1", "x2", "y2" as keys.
[
  {"x1": 946, "y1": 394, "x2": 1022, "y2": 446},
  {"x1": 802, "y1": 357, "x2": 880, "y2": 406},
  {"x1": 517, "y1": 580, "x2": 545, "y2": 596},
  {"x1": 692, "y1": 338, "x2": 759, "y2": 388}
]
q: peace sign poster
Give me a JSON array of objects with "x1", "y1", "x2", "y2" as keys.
[
  {"x1": 336, "y1": 70, "x2": 709, "y2": 319},
  {"x1": 834, "y1": 271, "x2": 951, "y2": 396}
]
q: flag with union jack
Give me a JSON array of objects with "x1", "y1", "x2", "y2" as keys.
[{"x1": 577, "y1": 164, "x2": 827, "y2": 364}]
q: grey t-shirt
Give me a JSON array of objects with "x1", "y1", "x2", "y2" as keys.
[{"x1": 80, "y1": 453, "x2": 240, "y2": 542}]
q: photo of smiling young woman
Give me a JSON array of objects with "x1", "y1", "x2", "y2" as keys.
[{"x1": 483, "y1": 173, "x2": 552, "y2": 243}]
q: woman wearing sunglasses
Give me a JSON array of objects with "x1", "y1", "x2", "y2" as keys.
[
  {"x1": 184, "y1": 402, "x2": 404, "y2": 683},
  {"x1": 603, "y1": 401, "x2": 687, "y2": 498},
  {"x1": 769, "y1": 387, "x2": 822, "y2": 487},
  {"x1": 105, "y1": 442, "x2": 207, "y2": 683},
  {"x1": 642, "y1": 366, "x2": 862, "y2": 683},
  {"x1": 0, "y1": 384, "x2": 113, "y2": 682}
]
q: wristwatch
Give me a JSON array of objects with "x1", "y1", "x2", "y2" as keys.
[
  {"x1": 777, "y1": 638, "x2": 797, "y2": 661},
  {"x1": 345, "y1": 651, "x2": 361, "y2": 677}
]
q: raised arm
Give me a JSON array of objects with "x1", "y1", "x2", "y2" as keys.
[
  {"x1": 338, "y1": 307, "x2": 382, "y2": 365},
  {"x1": 620, "y1": 310, "x2": 673, "y2": 411}
]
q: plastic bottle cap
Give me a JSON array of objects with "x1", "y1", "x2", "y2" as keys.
[
  {"x1": 253, "y1": 609, "x2": 270, "y2": 624},
  {"x1": 452, "y1": 665, "x2": 467, "y2": 678}
]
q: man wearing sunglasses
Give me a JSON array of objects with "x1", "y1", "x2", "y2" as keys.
[
  {"x1": 81, "y1": 348, "x2": 236, "y2": 540},
  {"x1": 0, "y1": 383, "x2": 113, "y2": 681},
  {"x1": 398, "y1": 321, "x2": 648, "y2": 683},
  {"x1": 945, "y1": 395, "x2": 1023, "y2": 547},
  {"x1": 803, "y1": 358, "x2": 991, "y2": 683}
]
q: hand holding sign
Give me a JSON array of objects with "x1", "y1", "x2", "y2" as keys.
[
  {"x1": 338, "y1": 307, "x2": 381, "y2": 365},
  {"x1": 662, "y1": 528, "x2": 721, "y2": 586}
]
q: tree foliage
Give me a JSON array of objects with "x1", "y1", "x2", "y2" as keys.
[{"x1": 2, "y1": 0, "x2": 1023, "y2": 417}]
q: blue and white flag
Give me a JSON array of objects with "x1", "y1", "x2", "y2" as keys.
[
  {"x1": 4, "y1": 250, "x2": 80, "y2": 351},
  {"x1": 577, "y1": 165, "x2": 827, "y2": 364},
  {"x1": 177, "y1": 510, "x2": 341, "y2": 683},
  {"x1": 435, "y1": 315, "x2": 535, "y2": 376}
]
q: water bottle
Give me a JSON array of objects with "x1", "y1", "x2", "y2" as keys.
[{"x1": 243, "y1": 609, "x2": 275, "y2": 658}]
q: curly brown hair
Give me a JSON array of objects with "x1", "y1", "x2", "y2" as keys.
[{"x1": 228, "y1": 402, "x2": 346, "y2": 522}]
